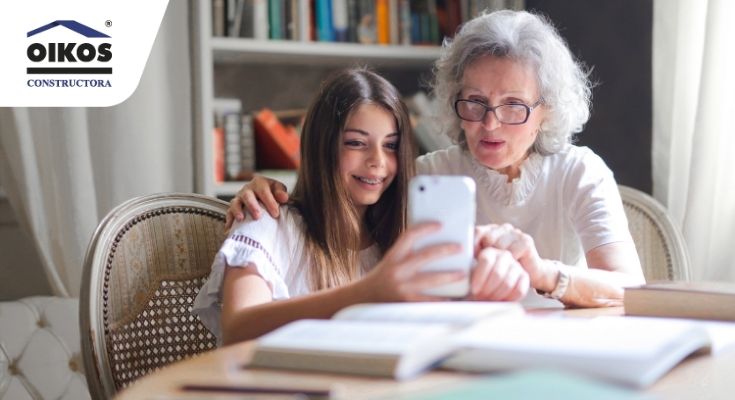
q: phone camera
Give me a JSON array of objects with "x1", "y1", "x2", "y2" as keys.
[{"x1": 419, "y1": 185, "x2": 425, "y2": 192}]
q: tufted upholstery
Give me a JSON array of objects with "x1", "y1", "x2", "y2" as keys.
[
  {"x1": 619, "y1": 185, "x2": 691, "y2": 281},
  {"x1": 80, "y1": 193, "x2": 228, "y2": 399},
  {"x1": 0, "y1": 297, "x2": 90, "y2": 400}
]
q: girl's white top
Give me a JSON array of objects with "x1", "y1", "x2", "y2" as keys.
[{"x1": 192, "y1": 206, "x2": 381, "y2": 343}]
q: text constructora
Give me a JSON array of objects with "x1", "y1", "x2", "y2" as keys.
[{"x1": 27, "y1": 79, "x2": 112, "y2": 88}]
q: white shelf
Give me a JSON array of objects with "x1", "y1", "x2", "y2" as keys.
[
  {"x1": 213, "y1": 170, "x2": 298, "y2": 197},
  {"x1": 193, "y1": 0, "x2": 439, "y2": 198},
  {"x1": 212, "y1": 38, "x2": 441, "y2": 67}
]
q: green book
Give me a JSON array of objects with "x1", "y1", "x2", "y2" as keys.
[{"x1": 391, "y1": 370, "x2": 652, "y2": 400}]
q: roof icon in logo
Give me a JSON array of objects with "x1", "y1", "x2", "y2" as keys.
[{"x1": 27, "y1": 20, "x2": 110, "y2": 38}]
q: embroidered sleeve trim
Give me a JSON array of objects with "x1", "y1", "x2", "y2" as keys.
[{"x1": 228, "y1": 234, "x2": 282, "y2": 276}]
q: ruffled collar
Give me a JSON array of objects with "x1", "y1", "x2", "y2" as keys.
[{"x1": 466, "y1": 149, "x2": 545, "y2": 207}]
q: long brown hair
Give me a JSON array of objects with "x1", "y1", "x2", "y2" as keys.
[{"x1": 290, "y1": 68, "x2": 416, "y2": 290}]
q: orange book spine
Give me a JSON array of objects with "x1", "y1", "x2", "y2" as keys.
[
  {"x1": 254, "y1": 109, "x2": 301, "y2": 169},
  {"x1": 213, "y1": 127, "x2": 225, "y2": 182},
  {"x1": 376, "y1": 0, "x2": 390, "y2": 44}
]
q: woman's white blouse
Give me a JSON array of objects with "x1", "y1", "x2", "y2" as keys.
[
  {"x1": 192, "y1": 206, "x2": 381, "y2": 343},
  {"x1": 417, "y1": 144, "x2": 632, "y2": 268}
]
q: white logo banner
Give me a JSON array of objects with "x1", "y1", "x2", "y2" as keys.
[{"x1": 0, "y1": 0, "x2": 169, "y2": 106}]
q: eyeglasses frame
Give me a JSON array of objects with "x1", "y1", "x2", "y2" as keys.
[{"x1": 453, "y1": 98, "x2": 544, "y2": 125}]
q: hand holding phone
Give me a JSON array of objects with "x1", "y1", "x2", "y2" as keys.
[{"x1": 408, "y1": 175, "x2": 476, "y2": 297}]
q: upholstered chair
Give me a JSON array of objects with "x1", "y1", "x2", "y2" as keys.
[
  {"x1": 618, "y1": 185, "x2": 690, "y2": 281},
  {"x1": 80, "y1": 193, "x2": 228, "y2": 399},
  {"x1": 0, "y1": 297, "x2": 90, "y2": 400}
]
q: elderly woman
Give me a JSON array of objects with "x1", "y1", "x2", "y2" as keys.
[{"x1": 228, "y1": 10, "x2": 645, "y2": 307}]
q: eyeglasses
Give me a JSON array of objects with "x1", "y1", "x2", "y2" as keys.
[{"x1": 454, "y1": 98, "x2": 543, "y2": 125}]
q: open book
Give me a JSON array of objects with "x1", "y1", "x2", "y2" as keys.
[
  {"x1": 247, "y1": 303, "x2": 723, "y2": 388},
  {"x1": 247, "y1": 302, "x2": 523, "y2": 380},
  {"x1": 442, "y1": 316, "x2": 712, "y2": 388}
]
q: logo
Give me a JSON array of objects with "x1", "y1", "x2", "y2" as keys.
[
  {"x1": 26, "y1": 20, "x2": 112, "y2": 87},
  {"x1": 26, "y1": 20, "x2": 112, "y2": 75},
  {"x1": 0, "y1": 0, "x2": 169, "y2": 106}
]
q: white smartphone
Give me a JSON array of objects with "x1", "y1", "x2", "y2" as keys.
[{"x1": 408, "y1": 175, "x2": 476, "y2": 297}]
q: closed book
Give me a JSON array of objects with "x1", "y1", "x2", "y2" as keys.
[
  {"x1": 248, "y1": 302, "x2": 523, "y2": 380},
  {"x1": 624, "y1": 281, "x2": 735, "y2": 321},
  {"x1": 388, "y1": 0, "x2": 399, "y2": 44},
  {"x1": 253, "y1": 0, "x2": 269, "y2": 39},
  {"x1": 212, "y1": 127, "x2": 225, "y2": 182},
  {"x1": 332, "y1": 0, "x2": 348, "y2": 41},
  {"x1": 268, "y1": 0, "x2": 284, "y2": 39},
  {"x1": 296, "y1": 0, "x2": 311, "y2": 41},
  {"x1": 253, "y1": 108, "x2": 300, "y2": 169},
  {"x1": 229, "y1": 0, "x2": 246, "y2": 37},
  {"x1": 375, "y1": 0, "x2": 389, "y2": 44},
  {"x1": 346, "y1": 0, "x2": 359, "y2": 42},
  {"x1": 239, "y1": 0, "x2": 255, "y2": 37},
  {"x1": 240, "y1": 115, "x2": 256, "y2": 174},
  {"x1": 213, "y1": 0, "x2": 226, "y2": 36},
  {"x1": 315, "y1": 0, "x2": 334, "y2": 41},
  {"x1": 426, "y1": 0, "x2": 439, "y2": 44},
  {"x1": 398, "y1": 0, "x2": 411, "y2": 45},
  {"x1": 223, "y1": 112, "x2": 242, "y2": 180}
]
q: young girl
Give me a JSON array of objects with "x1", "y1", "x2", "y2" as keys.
[{"x1": 193, "y1": 68, "x2": 511, "y2": 345}]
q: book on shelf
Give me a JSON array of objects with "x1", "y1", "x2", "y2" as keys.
[
  {"x1": 212, "y1": 126, "x2": 226, "y2": 182},
  {"x1": 213, "y1": 98, "x2": 241, "y2": 182},
  {"x1": 213, "y1": 98, "x2": 256, "y2": 181},
  {"x1": 212, "y1": 0, "x2": 489, "y2": 44},
  {"x1": 624, "y1": 281, "x2": 735, "y2": 321},
  {"x1": 253, "y1": 108, "x2": 301, "y2": 170},
  {"x1": 240, "y1": 114, "x2": 256, "y2": 174},
  {"x1": 247, "y1": 301, "x2": 523, "y2": 380},
  {"x1": 248, "y1": 302, "x2": 723, "y2": 388},
  {"x1": 375, "y1": 0, "x2": 389, "y2": 44},
  {"x1": 332, "y1": 0, "x2": 349, "y2": 42}
]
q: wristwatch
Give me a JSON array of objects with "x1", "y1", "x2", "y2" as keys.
[{"x1": 541, "y1": 261, "x2": 570, "y2": 300}]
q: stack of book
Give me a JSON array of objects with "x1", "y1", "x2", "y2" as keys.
[{"x1": 213, "y1": 98, "x2": 257, "y2": 182}]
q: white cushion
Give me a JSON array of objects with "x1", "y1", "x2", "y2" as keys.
[{"x1": 0, "y1": 297, "x2": 90, "y2": 400}]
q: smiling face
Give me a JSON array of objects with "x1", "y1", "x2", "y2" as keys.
[
  {"x1": 339, "y1": 103, "x2": 399, "y2": 215},
  {"x1": 459, "y1": 55, "x2": 547, "y2": 180}
]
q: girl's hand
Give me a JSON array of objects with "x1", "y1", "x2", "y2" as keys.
[
  {"x1": 358, "y1": 223, "x2": 467, "y2": 302},
  {"x1": 226, "y1": 175, "x2": 289, "y2": 230}
]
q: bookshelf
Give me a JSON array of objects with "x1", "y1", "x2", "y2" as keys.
[{"x1": 191, "y1": 0, "x2": 440, "y2": 199}]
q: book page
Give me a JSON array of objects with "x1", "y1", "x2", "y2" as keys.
[
  {"x1": 257, "y1": 319, "x2": 452, "y2": 354},
  {"x1": 333, "y1": 302, "x2": 522, "y2": 326},
  {"x1": 701, "y1": 321, "x2": 735, "y2": 355},
  {"x1": 451, "y1": 316, "x2": 704, "y2": 359}
]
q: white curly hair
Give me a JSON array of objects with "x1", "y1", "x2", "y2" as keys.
[{"x1": 431, "y1": 10, "x2": 593, "y2": 155}]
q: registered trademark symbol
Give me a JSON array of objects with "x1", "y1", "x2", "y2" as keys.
[{"x1": 105, "y1": 20, "x2": 112, "y2": 27}]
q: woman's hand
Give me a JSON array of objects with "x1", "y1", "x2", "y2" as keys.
[
  {"x1": 357, "y1": 223, "x2": 468, "y2": 302},
  {"x1": 469, "y1": 246, "x2": 529, "y2": 301},
  {"x1": 226, "y1": 175, "x2": 290, "y2": 230},
  {"x1": 474, "y1": 224, "x2": 554, "y2": 292}
]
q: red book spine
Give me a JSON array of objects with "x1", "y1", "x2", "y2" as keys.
[{"x1": 213, "y1": 127, "x2": 225, "y2": 182}]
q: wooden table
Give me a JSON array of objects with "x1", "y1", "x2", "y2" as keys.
[{"x1": 115, "y1": 307, "x2": 735, "y2": 400}]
